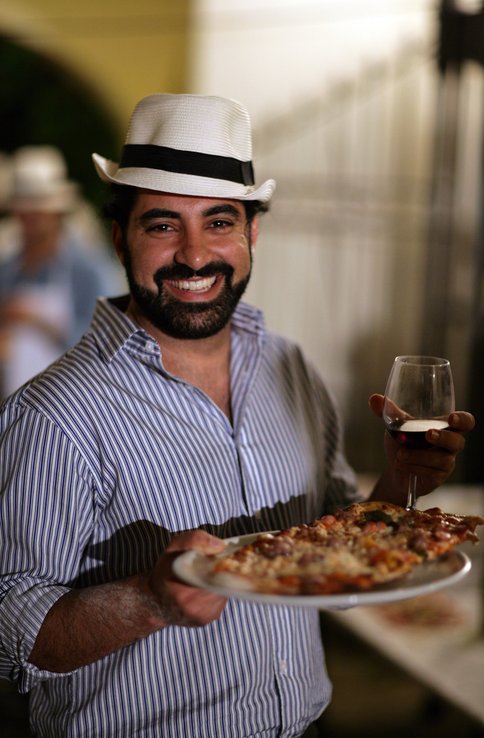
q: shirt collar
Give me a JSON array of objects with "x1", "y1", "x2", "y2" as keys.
[{"x1": 90, "y1": 295, "x2": 267, "y2": 364}]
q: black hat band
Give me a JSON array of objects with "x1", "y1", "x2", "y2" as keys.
[{"x1": 120, "y1": 144, "x2": 255, "y2": 186}]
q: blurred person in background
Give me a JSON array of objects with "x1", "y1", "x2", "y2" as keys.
[{"x1": 0, "y1": 145, "x2": 122, "y2": 397}]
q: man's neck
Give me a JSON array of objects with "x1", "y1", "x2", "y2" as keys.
[
  {"x1": 127, "y1": 304, "x2": 233, "y2": 419},
  {"x1": 162, "y1": 330, "x2": 232, "y2": 419}
]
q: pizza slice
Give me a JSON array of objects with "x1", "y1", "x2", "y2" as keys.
[{"x1": 211, "y1": 500, "x2": 484, "y2": 596}]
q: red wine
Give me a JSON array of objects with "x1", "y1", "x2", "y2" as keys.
[{"x1": 386, "y1": 419, "x2": 449, "y2": 449}]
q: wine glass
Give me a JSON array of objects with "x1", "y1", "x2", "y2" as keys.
[{"x1": 382, "y1": 355, "x2": 455, "y2": 510}]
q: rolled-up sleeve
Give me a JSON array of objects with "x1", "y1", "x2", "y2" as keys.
[{"x1": 0, "y1": 403, "x2": 94, "y2": 692}]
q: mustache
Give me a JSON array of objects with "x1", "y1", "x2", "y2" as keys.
[{"x1": 153, "y1": 261, "x2": 234, "y2": 286}]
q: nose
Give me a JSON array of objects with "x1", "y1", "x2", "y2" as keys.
[{"x1": 174, "y1": 227, "x2": 211, "y2": 270}]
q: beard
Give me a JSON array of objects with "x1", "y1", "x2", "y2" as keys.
[{"x1": 122, "y1": 248, "x2": 252, "y2": 340}]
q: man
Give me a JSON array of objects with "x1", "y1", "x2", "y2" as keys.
[
  {"x1": 0, "y1": 145, "x2": 120, "y2": 397},
  {"x1": 0, "y1": 94, "x2": 474, "y2": 737}
]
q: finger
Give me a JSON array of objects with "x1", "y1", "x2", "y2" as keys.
[
  {"x1": 448, "y1": 411, "x2": 475, "y2": 433},
  {"x1": 166, "y1": 530, "x2": 226, "y2": 555},
  {"x1": 426, "y1": 427, "x2": 466, "y2": 454},
  {"x1": 155, "y1": 568, "x2": 227, "y2": 626},
  {"x1": 398, "y1": 453, "x2": 457, "y2": 476},
  {"x1": 394, "y1": 459, "x2": 455, "y2": 496},
  {"x1": 151, "y1": 548, "x2": 227, "y2": 626},
  {"x1": 163, "y1": 549, "x2": 228, "y2": 623},
  {"x1": 170, "y1": 582, "x2": 227, "y2": 623},
  {"x1": 416, "y1": 467, "x2": 455, "y2": 495},
  {"x1": 395, "y1": 445, "x2": 457, "y2": 474}
]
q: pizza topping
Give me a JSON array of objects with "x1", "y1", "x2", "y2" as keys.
[
  {"x1": 361, "y1": 509, "x2": 397, "y2": 528},
  {"x1": 211, "y1": 501, "x2": 484, "y2": 596}
]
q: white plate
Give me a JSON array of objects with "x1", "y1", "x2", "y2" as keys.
[{"x1": 173, "y1": 532, "x2": 472, "y2": 610}]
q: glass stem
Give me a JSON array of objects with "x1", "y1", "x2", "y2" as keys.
[{"x1": 406, "y1": 472, "x2": 418, "y2": 510}]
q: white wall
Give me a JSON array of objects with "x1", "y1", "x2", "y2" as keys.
[{"x1": 190, "y1": 0, "x2": 436, "y2": 125}]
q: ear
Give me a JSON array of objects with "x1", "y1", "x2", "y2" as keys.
[
  {"x1": 112, "y1": 222, "x2": 125, "y2": 265},
  {"x1": 249, "y1": 216, "x2": 259, "y2": 256}
]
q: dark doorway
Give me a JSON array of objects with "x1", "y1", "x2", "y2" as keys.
[{"x1": 0, "y1": 35, "x2": 119, "y2": 211}]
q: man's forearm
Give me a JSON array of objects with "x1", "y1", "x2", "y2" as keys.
[
  {"x1": 28, "y1": 530, "x2": 227, "y2": 673},
  {"x1": 28, "y1": 574, "x2": 165, "y2": 673}
]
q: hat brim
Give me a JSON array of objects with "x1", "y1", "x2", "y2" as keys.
[
  {"x1": 8, "y1": 183, "x2": 77, "y2": 213},
  {"x1": 92, "y1": 153, "x2": 275, "y2": 203}
]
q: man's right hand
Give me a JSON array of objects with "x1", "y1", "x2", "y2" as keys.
[{"x1": 148, "y1": 530, "x2": 227, "y2": 627}]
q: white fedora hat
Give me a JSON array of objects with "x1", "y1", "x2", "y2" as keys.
[
  {"x1": 8, "y1": 145, "x2": 77, "y2": 213},
  {"x1": 92, "y1": 94, "x2": 275, "y2": 203}
]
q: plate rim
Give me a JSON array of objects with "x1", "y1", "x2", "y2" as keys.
[{"x1": 172, "y1": 531, "x2": 472, "y2": 610}]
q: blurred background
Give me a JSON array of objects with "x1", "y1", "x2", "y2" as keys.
[
  {"x1": 0, "y1": 0, "x2": 483, "y2": 736},
  {"x1": 0, "y1": 0, "x2": 482, "y2": 477}
]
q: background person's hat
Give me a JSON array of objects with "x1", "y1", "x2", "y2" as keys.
[
  {"x1": 92, "y1": 94, "x2": 275, "y2": 203},
  {"x1": 8, "y1": 145, "x2": 78, "y2": 213}
]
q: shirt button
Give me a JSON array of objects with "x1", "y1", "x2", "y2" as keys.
[
  {"x1": 279, "y1": 659, "x2": 287, "y2": 674},
  {"x1": 254, "y1": 510, "x2": 262, "y2": 520}
]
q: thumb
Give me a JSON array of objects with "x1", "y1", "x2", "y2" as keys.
[{"x1": 368, "y1": 393, "x2": 384, "y2": 418}]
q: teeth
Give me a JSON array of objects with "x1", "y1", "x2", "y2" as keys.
[{"x1": 169, "y1": 277, "x2": 216, "y2": 292}]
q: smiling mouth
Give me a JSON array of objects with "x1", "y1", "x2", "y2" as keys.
[{"x1": 166, "y1": 276, "x2": 218, "y2": 293}]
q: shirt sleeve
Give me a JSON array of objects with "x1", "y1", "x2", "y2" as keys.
[
  {"x1": 0, "y1": 402, "x2": 95, "y2": 692},
  {"x1": 310, "y1": 361, "x2": 362, "y2": 513}
]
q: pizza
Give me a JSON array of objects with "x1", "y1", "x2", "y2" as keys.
[{"x1": 211, "y1": 501, "x2": 484, "y2": 596}]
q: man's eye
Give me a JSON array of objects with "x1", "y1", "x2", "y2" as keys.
[
  {"x1": 210, "y1": 219, "x2": 232, "y2": 229},
  {"x1": 146, "y1": 223, "x2": 172, "y2": 233}
]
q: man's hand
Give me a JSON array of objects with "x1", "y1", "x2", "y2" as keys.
[
  {"x1": 369, "y1": 393, "x2": 475, "y2": 501},
  {"x1": 147, "y1": 530, "x2": 227, "y2": 627}
]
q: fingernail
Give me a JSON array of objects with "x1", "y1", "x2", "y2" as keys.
[
  {"x1": 449, "y1": 413, "x2": 458, "y2": 426},
  {"x1": 429, "y1": 430, "x2": 440, "y2": 440}
]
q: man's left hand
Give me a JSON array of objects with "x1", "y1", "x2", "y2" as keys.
[{"x1": 369, "y1": 393, "x2": 475, "y2": 499}]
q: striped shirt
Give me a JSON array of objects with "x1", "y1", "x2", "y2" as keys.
[{"x1": 0, "y1": 297, "x2": 359, "y2": 738}]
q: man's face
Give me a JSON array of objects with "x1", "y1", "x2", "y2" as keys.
[{"x1": 114, "y1": 191, "x2": 258, "y2": 340}]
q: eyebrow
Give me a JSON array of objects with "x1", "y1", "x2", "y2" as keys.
[
  {"x1": 138, "y1": 203, "x2": 242, "y2": 224},
  {"x1": 138, "y1": 208, "x2": 179, "y2": 223},
  {"x1": 202, "y1": 204, "x2": 242, "y2": 219}
]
